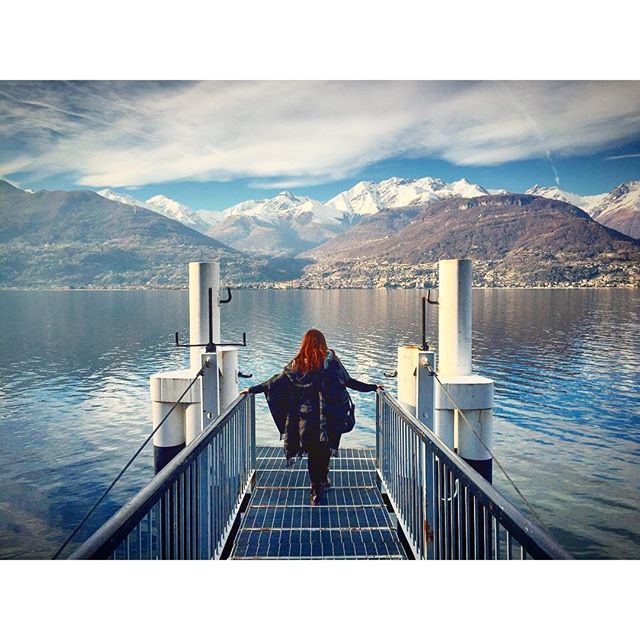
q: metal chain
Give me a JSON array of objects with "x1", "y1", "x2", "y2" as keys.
[
  {"x1": 424, "y1": 360, "x2": 559, "y2": 542},
  {"x1": 52, "y1": 365, "x2": 206, "y2": 559}
]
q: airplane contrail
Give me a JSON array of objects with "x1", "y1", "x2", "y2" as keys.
[{"x1": 499, "y1": 82, "x2": 561, "y2": 187}]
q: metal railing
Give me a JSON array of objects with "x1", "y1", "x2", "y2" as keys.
[
  {"x1": 376, "y1": 391, "x2": 571, "y2": 560},
  {"x1": 70, "y1": 394, "x2": 256, "y2": 559}
]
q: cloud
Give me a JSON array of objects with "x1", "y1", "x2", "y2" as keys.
[
  {"x1": 605, "y1": 153, "x2": 640, "y2": 160},
  {"x1": 1, "y1": 80, "x2": 639, "y2": 188}
]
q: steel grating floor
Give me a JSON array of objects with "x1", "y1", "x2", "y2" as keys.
[{"x1": 230, "y1": 446, "x2": 407, "y2": 560}]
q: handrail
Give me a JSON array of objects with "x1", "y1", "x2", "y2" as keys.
[
  {"x1": 376, "y1": 390, "x2": 571, "y2": 560},
  {"x1": 70, "y1": 393, "x2": 255, "y2": 559}
]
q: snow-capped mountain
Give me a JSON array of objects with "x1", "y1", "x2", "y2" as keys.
[
  {"x1": 589, "y1": 181, "x2": 640, "y2": 239},
  {"x1": 97, "y1": 189, "x2": 223, "y2": 234},
  {"x1": 220, "y1": 191, "x2": 343, "y2": 225},
  {"x1": 525, "y1": 182, "x2": 640, "y2": 238},
  {"x1": 207, "y1": 191, "x2": 353, "y2": 256},
  {"x1": 525, "y1": 185, "x2": 605, "y2": 213},
  {"x1": 96, "y1": 188, "x2": 151, "y2": 210},
  {"x1": 327, "y1": 176, "x2": 490, "y2": 215},
  {"x1": 95, "y1": 175, "x2": 640, "y2": 252},
  {"x1": 146, "y1": 195, "x2": 224, "y2": 231}
]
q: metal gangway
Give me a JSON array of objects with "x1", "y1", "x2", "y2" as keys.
[
  {"x1": 69, "y1": 390, "x2": 570, "y2": 560},
  {"x1": 66, "y1": 258, "x2": 571, "y2": 560}
]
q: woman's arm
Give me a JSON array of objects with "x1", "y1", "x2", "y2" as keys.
[
  {"x1": 241, "y1": 382, "x2": 267, "y2": 394},
  {"x1": 344, "y1": 377, "x2": 379, "y2": 392},
  {"x1": 335, "y1": 355, "x2": 381, "y2": 392}
]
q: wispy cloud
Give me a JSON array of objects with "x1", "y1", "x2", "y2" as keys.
[
  {"x1": 1, "y1": 80, "x2": 639, "y2": 189},
  {"x1": 605, "y1": 153, "x2": 640, "y2": 160}
]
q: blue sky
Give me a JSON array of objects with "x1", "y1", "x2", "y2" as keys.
[{"x1": 1, "y1": 80, "x2": 639, "y2": 210}]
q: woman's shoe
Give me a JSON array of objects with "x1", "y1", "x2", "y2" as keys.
[
  {"x1": 321, "y1": 477, "x2": 331, "y2": 491},
  {"x1": 310, "y1": 482, "x2": 323, "y2": 506}
]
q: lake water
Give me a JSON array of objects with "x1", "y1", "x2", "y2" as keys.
[{"x1": 0, "y1": 288, "x2": 638, "y2": 559}]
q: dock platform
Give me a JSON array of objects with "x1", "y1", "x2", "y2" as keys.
[{"x1": 230, "y1": 446, "x2": 408, "y2": 559}]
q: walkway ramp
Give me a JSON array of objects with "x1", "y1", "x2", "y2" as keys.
[{"x1": 230, "y1": 446, "x2": 407, "y2": 559}]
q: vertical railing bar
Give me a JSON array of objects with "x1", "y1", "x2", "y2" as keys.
[
  {"x1": 472, "y1": 494, "x2": 478, "y2": 560},
  {"x1": 171, "y1": 480, "x2": 178, "y2": 560},
  {"x1": 208, "y1": 442, "x2": 214, "y2": 559},
  {"x1": 180, "y1": 471, "x2": 186, "y2": 560},
  {"x1": 506, "y1": 530, "x2": 512, "y2": 560},
  {"x1": 421, "y1": 440, "x2": 427, "y2": 559},
  {"x1": 437, "y1": 457, "x2": 443, "y2": 559},
  {"x1": 163, "y1": 490, "x2": 170, "y2": 560},
  {"x1": 193, "y1": 457, "x2": 199, "y2": 559},
  {"x1": 464, "y1": 485, "x2": 470, "y2": 560},
  {"x1": 449, "y1": 468, "x2": 456, "y2": 559},
  {"x1": 444, "y1": 465, "x2": 450, "y2": 559},
  {"x1": 483, "y1": 503, "x2": 489, "y2": 560},
  {"x1": 456, "y1": 475, "x2": 462, "y2": 560},
  {"x1": 185, "y1": 465, "x2": 191, "y2": 559}
]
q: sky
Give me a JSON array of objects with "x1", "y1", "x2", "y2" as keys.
[{"x1": 1, "y1": 80, "x2": 639, "y2": 211}]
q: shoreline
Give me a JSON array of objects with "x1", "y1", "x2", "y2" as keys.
[{"x1": 0, "y1": 284, "x2": 637, "y2": 292}]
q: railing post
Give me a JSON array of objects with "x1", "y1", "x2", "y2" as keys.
[
  {"x1": 200, "y1": 352, "x2": 220, "y2": 434},
  {"x1": 416, "y1": 350, "x2": 436, "y2": 430},
  {"x1": 250, "y1": 393, "x2": 256, "y2": 471}
]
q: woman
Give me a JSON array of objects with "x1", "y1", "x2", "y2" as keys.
[{"x1": 241, "y1": 329, "x2": 383, "y2": 505}]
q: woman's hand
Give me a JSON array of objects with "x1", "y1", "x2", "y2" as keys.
[
  {"x1": 239, "y1": 389, "x2": 250, "y2": 395},
  {"x1": 376, "y1": 384, "x2": 385, "y2": 391}
]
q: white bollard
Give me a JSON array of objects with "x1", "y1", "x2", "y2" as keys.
[
  {"x1": 217, "y1": 346, "x2": 239, "y2": 411},
  {"x1": 438, "y1": 259, "x2": 472, "y2": 376},
  {"x1": 434, "y1": 259, "x2": 494, "y2": 482},
  {"x1": 150, "y1": 370, "x2": 201, "y2": 473},
  {"x1": 188, "y1": 262, "x2": 221, "y2": 371},
  {"x1": 397, "y1": 346, "x2": 420, "y2": 415}
]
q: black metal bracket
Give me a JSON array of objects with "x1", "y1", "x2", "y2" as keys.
[
  {"x1": 421, "y1": 289, "x2": 438, "y2": 351},
  {"x1": 174, "y1": 287, "x2": 247, "y2": 353},
  {"x1": 174, "y1": 331, "x2": 247, "y2": 353}
]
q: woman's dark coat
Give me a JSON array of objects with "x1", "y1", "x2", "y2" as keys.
[{"x1": 248, "y1": 350, "x2": 377, "y2": 461}]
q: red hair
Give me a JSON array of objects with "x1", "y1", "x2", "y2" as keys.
[{"x1": 291, "y1": 329, "x2": 328, "y2": 373}]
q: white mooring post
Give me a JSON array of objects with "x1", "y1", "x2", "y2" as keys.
[
  {"x1": 150, "y1": 261, "x2": 228, "y2": 474},
  {"x1": 217, "y1": 346, "x2": 239, "y2": 411},
  {"x1": 397, "y1": 347, "x2": 437, "y2": 429},
  {"x1": 189, "y1": 262, "x2": 221, "y2": 371},
  {"x1": 434, "y1": 259, "x2": 494, "y2": 482}
]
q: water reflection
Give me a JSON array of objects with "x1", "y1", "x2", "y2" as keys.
[{"x1": 0, "y1": 289, "x2": 638, "y2": 559}]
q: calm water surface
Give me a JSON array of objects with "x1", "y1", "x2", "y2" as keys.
[{"x1": 0, "y1": 289, "x2": 638, "y2": 559}]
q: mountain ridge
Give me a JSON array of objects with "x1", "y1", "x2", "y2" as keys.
[
  {"x1": 0, "y1": 181, "x2": 308, "y2": 288},
  {"x1": 298, "y1": 194, "x2": 640, "y2": 288},
  {"x1": 96, "y1": 175, "x2": 640, "y2": 242}
]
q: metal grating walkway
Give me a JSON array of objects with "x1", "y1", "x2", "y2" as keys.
[{"x1": 230, "y1": 446, "x2": 407, "y2": 560}]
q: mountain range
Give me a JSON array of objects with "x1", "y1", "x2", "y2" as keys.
[
  {"x1": 299, "y1": 194, "x2": 639, "y2": 288},
  {"x1": 0, "y1": 181, "x2": 307, "y2": 288},
  {"x1": 1, "y1": 175, "x2": 639, "y2": 289},
  {"x1": 98, "y1": 176, "x2": 640, "y2": 247}
]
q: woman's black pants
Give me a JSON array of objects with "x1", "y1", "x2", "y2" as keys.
[{"x1": 306, "y1": 441, "x2": 331, "y2": 483}]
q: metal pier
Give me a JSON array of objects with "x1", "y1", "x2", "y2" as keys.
[
  {"x1": 230, "y1": 447, "x2": 406, "y2": 560},
  {"x1": 69, "y1": 392, "x2": 571, "y2": 560}
]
